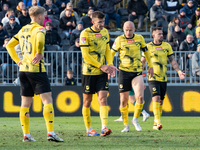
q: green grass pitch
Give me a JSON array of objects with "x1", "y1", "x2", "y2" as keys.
[{"x1": 0, "y1": 116, "x2": 200, "y2": 150}]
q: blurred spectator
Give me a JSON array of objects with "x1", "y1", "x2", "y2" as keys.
[
  {"x1": 0, "y1": 38, "x2": 17, "y2": 78},
  {"x1": 194, "y1": 0, "x2": 200, "y2": 6},
  {"x1": 180, "y1": 0, "x2": 187, "y2": 8},
  {"x1": 80, "y1": 8, "x2": 93, "y2": 29},
  {"x1": 27, "y1": 0, "x2": 41, "y2": 9},
  {"x1": 168, "y1": 25, "x2": 186, "y2": 51},
  {"x1": 0, "y1": 3, "x2": 9, "y2": 22},
  {"x1": 178, "y1": 8, "x2": 190, "y2": 30},
  {"x1": 68, "y1": 38, "x2": 82, "y2": 75},
  {"x1": 183, "y1": 0, "x2": 196, "y2": 19},
  {"x1": 195, "y1": 26, "x2": 200, "y2": 44},
  {"x1": 6, "y1": 0, "x2": 21, "y2": 10},
  {"x1": 59, "y1": 9, "x2": 76, "y2": 39},
  {"x1": 184, "y1": 23, "x2": 195, "y2": 36},
  {"x1": 39, "y1": 0, "x2": 46, "y2": 6},
  {"x1": 150, "y1": 0, "x2": 167, "y2": 26},
  {"x1": 43, "y1": 0, "x2": 59, "y2": 19},
  {"x1": 2, "y1": 8, "x2": 20, "y2": 26},
  {"x1": 60, "y1": 2, "x2": 79, "y2": 23},
  {"x1": 0, "y1": 0, "x2": 7, "y2": 11},
  {"x1": 76, "y1": 0, "x2": 97, "y2": 15},
  {"x1": 0, "y1": 22, "x2": 8, "y2": 47},
  {"x1": 163, "y1": 0, "x2": 180, "y2": 21},
  {"x1": 179, "y1": 34, "x2": 196, "y2": 71},
  {"x1": 24, "y1": 0, "x2": 41, "y2": 7},
  {"x1": 70, "y1": 21, "x2": 83, "y2": 45},
  {"x1": 3, "y1": 15, "x2": 21, "y2": 37},
  {"x1": 167, "y1": 17, "x2": 180, "y2": 40},
  {"x1": 127, "y1": 0, "x2": 148, "y2": 31},
  {"x1": 42, "y1": 10, "x2": 52, "y2": 27},
  {"x1": 18, "y1": 7, "x2": 31, "y2": 27},
  {"x1": 55, "y1": 0, "x2": 69, "y2": 13},
  {"x1": 191, "y1": 7, "x2": 200, "y2": 28},
  {"x1": 97, "y1": 0, "x2": 122, "y2": 30},
  {"x1": 64, "y1": 69, "x2": 77, "y2": 86},
  {"x1": 148, "y1": 0, "x2": 155, "y2": 11},
  {"x1": 192, "y1": 44, "x2": 200, "y2": 76},
  {"x1": 45, "y1": 22, "x2": 61, "y2": 50},
  {"x1": 15, "y1": 1, "x2": 25, "y2": 17}
]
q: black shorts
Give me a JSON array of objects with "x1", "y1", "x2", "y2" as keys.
[
  {"x1": 82, "y1": 73, "x2": 108, "y2": 94},
  {"x1": 118, "y1": 70, "x2": 142, "y2": 93},
  {"x1": 19, "y1": 72, "x2": 51, "y2": 97},
  {"x1": 148, "y1": 81, "x2": 167, "y2": 100}
]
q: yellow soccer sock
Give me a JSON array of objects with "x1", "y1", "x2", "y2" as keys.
[
  {"x1": 120, "y1": 106, "x2": 128, "y2": 126},
  {"x1": 82, "y1": 106, "x2": 91, "y2": 130},
  {"x1": 100, "y1": 106, "x2": 108, "y2": 128},
  {"x1": 160, "y1": 105, "x2": 163, "y2": 116},
  {"x1": 43, "y1": 103, "x2": 54, "y2": 132},
  {"x1": 20, "y1": 107, "x2": 30, "y2": 135},
  {"x1": 153, "y1": 102, "x2": 161, "y2": 124},
  {"x1": 134, "y1": 101, "x2": 144, "y2": 118}
]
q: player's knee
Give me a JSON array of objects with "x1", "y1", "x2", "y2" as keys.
[{"x1": 136, "y1": 95, "x2": 144, "y2": 103}]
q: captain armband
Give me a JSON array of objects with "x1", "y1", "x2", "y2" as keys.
[{"x1": 141, "y1": 47, "x2": 148, "y2": 52}]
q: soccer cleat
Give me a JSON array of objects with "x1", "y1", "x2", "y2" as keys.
[
  {"x1": 131, "y1": 118, "x2": 142, "y2": 131},
  {"x1": 153, "y1": 123, "x2": 163, "y2": 130},
  {"x1": 142, "y1": 112, "x2": 150, "y2": 122},
  {"x1": 47, "y1": 134, "x2": 64, "y2": 142},
  {"x1": 23, "y1": 136, "x2": 36, "y2": 142},
  {"x1": 87, "y1": 130, "x2": 100, "y2": 137},
  {"x1": 114, "y1": 116, "x2": 123, "y2": 122},
  {"x1": 100, "y1": 128, "x2": 112, "y2": 136},
  {"x1": 121, "y1": 126, "x2": 129, "y2": 133}
]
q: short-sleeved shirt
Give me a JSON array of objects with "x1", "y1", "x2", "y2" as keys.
[
  {"x1": 79, "y1": 27, "x2": 110, "y2": 75},
  {"x1": 112, "y1": 34, "x2": 146, "y2": 72},
  {"x1": 147, "y1": 41, "x2": 173, "y2": 82},
  {"x1": 14, "y1": 22, "x2": 46, "y2": 72}
]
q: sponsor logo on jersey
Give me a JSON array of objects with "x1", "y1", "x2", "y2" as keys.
[
  {"x1": 156, "y1": 47, "x2": 162, "y2": 50},
  {"x1": 81, "y1": 37, "x2": 86, "y2": 43},
  {"x1": 39, "y1": 28, "x2": 45, "y2": 32},
  {"x1": 127, "y1": 40, "x2": 135, "y2": 43},
  {"x1": 95, "y1": 34, "x2": 102, "y2": 37}
]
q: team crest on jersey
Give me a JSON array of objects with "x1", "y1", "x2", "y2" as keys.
[
  {"x1": 95, "y1": 34, "x2": 102, "y2": 37},
  {"x1": 81, "y1": 37, "x2": 86, "y2": 43},
  {"x1": 127, "y1": 40, "x2": 135, "y2": 43},
  {"x1": 135, "y1": 42, "x2": 141, "y2": 47},
  {"x1": 156, "y1": 47, "x2": 162, "y2": 50},
  {"x1": 39, "y1": 28, "x2": 45, "y2": 32},
  {"x1": 101, "y1": 36, "x2": 107, "y2": 41}
]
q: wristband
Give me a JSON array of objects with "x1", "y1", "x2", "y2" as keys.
[{"x1": 178, "y1": 70, "x2": 182, "y2": 74}]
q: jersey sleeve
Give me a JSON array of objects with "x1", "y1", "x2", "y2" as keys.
[
  {"x1": 79, "y1": 30, "x2": 89, "y2": 47},
  {"x1": 140, "y1": 35, "x2": 146, "y2": 48},
  {"x1": 111, "y1": 36, "x2": 120, "y2": 60},
  {"x1": 6, "y1": 33, "x2": 20, "y2": 64},
  {"x1": 167, "y1": 43, "x2": 173, "y2": 56},
  {"x1": 105, "y1": 30, "x2": 113, "y2": 65}
]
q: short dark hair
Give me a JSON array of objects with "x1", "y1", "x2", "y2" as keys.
[
  {"x1": 67, "y1": 69, "x2": 73, "y2": 74},
  {"x1": 92, "y1": 11, "x2": 105, "y2": 19},
  {"x1": 152, "y1": 27, "x2": 163, "y2": 34}
]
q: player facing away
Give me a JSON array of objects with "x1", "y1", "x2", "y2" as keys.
[
  {"x1": 6, "y1": 6, "x2": 63, "y2": 142},
  {"x1": 111, "y1": 21, "x2": 154, "y2": 132},
  {"x1": 79, "y1": 11, "x2": 118, "y2": 136},
  {"x1": 146, "y1": 27, "x2": 185, "y2": 130},
  {"x1": 114, "y1": 88, "x2": 150, "y2": 124}
]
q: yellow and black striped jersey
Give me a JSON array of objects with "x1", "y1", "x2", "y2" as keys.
[
  {"x1": 147, "y1": 41, "x2": 173, "y2": 82},
  {"x1": 111, "y1": 34, "x2": 146, "y2": 72},
  {"x1": 79, "y1": 27, "x2": 112, "y2": 75}
]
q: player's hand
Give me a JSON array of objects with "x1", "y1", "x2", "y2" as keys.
[
  {"x1": 178, "y1": 71, "x2": 185, "y2": 80},
  {"x1": 107, "y1": 65, "x2": 119, "y2": 79},
  {"x1": 32, "y1": 53, "x2": 44, "y2": 65},
  {"x1": 17, "y1": 61, "x2": 21, "y2": 67},
  {"x1": 148, "y1": 67, "x2": 154, "y2": 78}
]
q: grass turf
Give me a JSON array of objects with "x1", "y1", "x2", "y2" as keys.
[{"x1": 0, "y1": 116, "x2": 200, "y2": 150}]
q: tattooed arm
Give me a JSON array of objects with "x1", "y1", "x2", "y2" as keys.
[{"x1": 168, "y1": 54, "x2": 185, "y2": 79}]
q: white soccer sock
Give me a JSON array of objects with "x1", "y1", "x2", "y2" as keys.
[
  {"x1": 102, "y1": 125, "x2": 107, "y2": 130},
  {"x1": 24, "y1": 133, "x2": 31, "y2": 137},
  {"x1": 48, "y1": 131, "x2": 55, "y2": 135},
  {"x1": 87, "y1": 127, "x2": 93, "y2": 132},
  {"x1": 141, "y1": 110, "x2": 147, "y2": 115}
]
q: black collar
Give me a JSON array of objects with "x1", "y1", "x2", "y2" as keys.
[{"x1": 124, "y1": 33, "x2": 135, "y2": 39}]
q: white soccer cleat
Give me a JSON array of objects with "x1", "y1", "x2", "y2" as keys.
[
  {"x1": 47, "y1": 134, "x2": 64, "y2": 142},
  {"x1": 23, "y1": 136, "x2": 36, "y2": 142},
  {"x1": 131, "y1": 118, "x2": 142, "y2": 131},
  {"x1": 121, "y1": 125, "x2": 130, "y2": 132},
  {"x1": 153, "y1": 123, "x2": 163, "y2": 130},
  {"x1": 114, "y1": 116, "x2": 123, "y2": 122},
  {"x1": 142, "y1": 111, "x2": 150, "y2": 122}
]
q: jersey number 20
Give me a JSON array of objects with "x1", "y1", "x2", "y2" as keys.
[{"x1": 21, "y1": 35, "x2": 32, "y2": 54}]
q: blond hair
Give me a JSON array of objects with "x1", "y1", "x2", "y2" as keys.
[{"x1": 29, "y1": 6, "x2": 46, "y2": 17}]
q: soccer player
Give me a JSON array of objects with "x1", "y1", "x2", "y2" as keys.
[
  {"x1": 147, "y1": 27, "x2": 185, "y2": 130},
  {"x1": 79, "y1": 11, "x2": 118, "y2": 137},
  {"x1": 6, "y1": 6, "x2": 63, "y2": 142},
  {"x1": 111, "y1": 21, "x2": 154, "y2": 132}
]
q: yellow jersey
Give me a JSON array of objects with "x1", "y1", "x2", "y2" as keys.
[
  {"x1": 111, "y1": 34, "x2": 147, "y2": 72},
  {"x1": 6, "y1": 21, "x2": 46, "y2": 72},
  {"x1": 147, "y1": 41, "x2": 173, "y2": 82},
  {"x1": 79, "y1": 27, "x2": 112, "y2": 75}
]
